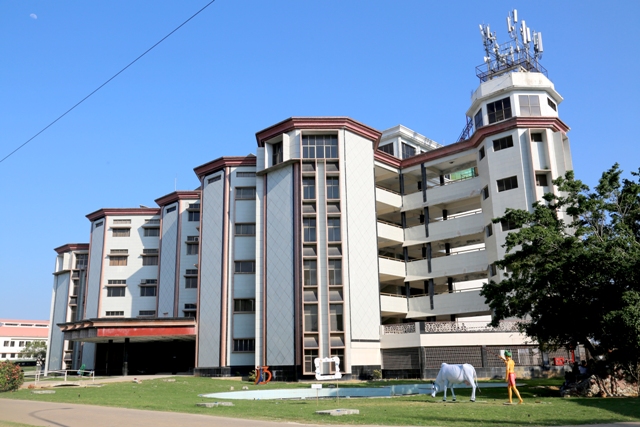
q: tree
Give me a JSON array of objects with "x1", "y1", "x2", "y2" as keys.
[
  {"x1": 481, "y1": 165, "x2": 640, "y2": 372},
  {"x1": 19, "y1": 341, "x2": 47, "y2": 363},
  {"x1": 0, "y1": 361, "x2": 24, "y2": 392}
]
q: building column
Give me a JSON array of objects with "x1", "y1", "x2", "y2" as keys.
[
  {"x1": 122, "y1": 338, "x2": 129, "y2": 376},
  {"x1": 106, "y1": 339, "x2": 113, "y2": 376},
  {"x1": 428, "y1": 279, "x2": 435, "y2": 310}
]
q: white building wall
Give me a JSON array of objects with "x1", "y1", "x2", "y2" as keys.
[
  {"x1": 264, "y1": 166, "x2": 295, "y2": 366},
  {"x1": 47, "y1": 272, "x2": 70, "y2": 371},
  {"x1": 159, "y1": 203, "x2": 179, "y2": 317},
  {"x1": 198, "y1": 171, "x2": 226, "y2": 367},
  {"x1": 342, "y1": 130, "x2": 382, "y2": 347},
  {"x1": 85, "y1": 221, "x2": 105, "y2": 318}
]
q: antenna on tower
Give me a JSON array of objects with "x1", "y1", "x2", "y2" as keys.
[{"x1": 474, "y1": 10, "x2": 548, "y2": 82}]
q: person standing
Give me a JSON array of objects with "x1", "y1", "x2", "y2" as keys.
[{"x1": 499, "y1": 350, "x2": 523, "y2": 404}]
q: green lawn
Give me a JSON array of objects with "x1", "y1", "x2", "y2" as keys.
[{"x1": 2, "y1": 377, "x2": 639, "y2": 426}]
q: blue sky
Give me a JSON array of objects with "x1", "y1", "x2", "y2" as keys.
[{"x1": 1, "y1": 1, "x2": 638, "y2": 320}]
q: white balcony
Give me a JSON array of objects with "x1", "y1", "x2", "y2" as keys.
[
  {"x1": 376, "y1": 186, "x2": 402, "y2": 215},
  {"x1": 425, "y1": 176, "x2": 482, "y2": 206},
  {"x1": 377, "y1": 221, "x2": 404, "y2": 247},
  {"x1": 407, "y1": 289, "x2": 489, "y2": 317},
  {"x1": 378, "y1": 256, "x2": 405, "y2": 282},
  {"x1": 380, "y1": 294, "x2": 408, "y2": 316},
  {"x1": 402, "y1": 191, "x2": 423, "y2": 212},
  {"x1": 404, "y1": 211, "x2": 484, "y2": 246},
  {"x1": 380, "y1": 320, "x2": 529, "y2": 349},
  {"x1": 406, "y1": 249, "x2": 487, "y2": 281}
]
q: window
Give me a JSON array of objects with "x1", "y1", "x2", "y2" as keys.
[
  {"x1": 236, "y1": 187, "x2": 256, "y2": 200},
  {"x1": 145, "y1": 219, "x2": 160, "y2": 225},
  {"x1": 302, "y1": 178, "x2": 315, "y2": 200},
  {"x1": 536, "y1": 174, "x2": 548, "y2": 186},
  {"x1": 112, "y1": 228, "x2": 130, "y2": 237},
  {"x1": 234, "y1": 261, "x2": 256, "y2": 274},
  {"x1": 330, "y1": 304, "x2": 344, "y2": 331},
  {"x1": 401, "y1": 143, "x2": 416, "y2": 159},
  {"x1": 326, "y1": 177, "x2": 339, "y2": 199},
  {"x1": 519, "y1": 95, "x2": 541, "y2": 116},
  {"x1": 109, "y1": 256, "x2": 127, "y2": 266},
  {"x1": 303, "y1": 218, "x2": 316, "y2": 242},
  {"x1": 547, "y1": 97, "x2": 557, "y2": 111},
  {"x1": 303, "y1": 260, "x2": 317, "y2": 286},
  {"x1": 144, "y1": 227, "x2": 160, "y2": 237},
  {"x1": 185, "y1": 269, "x2": 198, "y2": 276},
  {"x1": 501, "y1": 218, "x2": 519, "y2": 231},
  {"x1": 531, "y1": 133, "x2": 543, "y2": 142},
  {"x1": 497, "y1": 176, "x2": 518, "y2": 192},
  {"x1": 327, "y1": 218, "x2": 341, "y2": 242},
  {"x1": 139, "y1": 310, "x2": 155, "y2": 317},
  {"x1": 305, "y1": 349, "x2": 318, "y2": 373},
  {"x1": 234, "y1": 299, "x2": 255, "y2": 312},
  {"x1": 140, "y1": 286, "x2": 157, "y2": 297},
  {"x1": 235, "y1": 223, "x2": 256, "y2": 236},
  {"x1": 188, "y1": 211, "x2": 200, "y2": 222},
  {"x1": 18, "y1": 341, "x2": 25, "y2": 347},
  {"x1": 236, "y1": 171, "x2": 256, "y2": 178},
  {"x1": 482, "y1": 186, "x2": 490, "y2": 200},
  {"x1": 107, "y1": 287, "x2": 125, "y2": 297},
  {"x1": 486, "y1": 223, "x2": 493, "y2": 237},
  {"x1": 304, "y1": 305, "x2": 318, "y2": 332},
  {"x1": 328, "y1": 259, "x2": 342, "y2": 286},
  {"x1": 183, "y1": 303, "x2": 197, "y2": 318},
  {"x1": 208, "y1": 175, "x2": 221, "y2": 184},
  {"x1": 75, "y1": 254, "x2": 88, "y2": 269},
  {"x1": 474, "y1": 109, "x2": 483, "y2": 130},
  {"x1": 487, "y1": 97, "x2": 512, "y2": 124},
  {"x1": 272, "y1": 142, "x2": 283, "y2": 165},
  {"x1": 493, "y1": 135, "x2": 514, "y2": 152},
  {"x1": 166, "y1": 206, "x2": 176, "y2": 213},
  {"x1": 105, "y1": 311, "x2": 124, "y2": 317},
  {"x1": 185, "y1": 277, "x2": 198, "y2": 289},
  {"x1": 113, "y1": 219, "x2": 131, "y2": 224},
  {"x1": 478, "y1": 146, "x2": 485, "y2": 161},
  {"x1": 95, "y1": 221, "x2": 103, "y2": 228},
  {"x1": 142, "y1": 256, "x2": 158, "y2": 266},
  {"x1": 9, "y1": 342, "x2": 15, "y2": 347},
  {"x1": 3, "y1": 341, "x2": 9, "y2": 347},
  {"x1": 186, "y1": 243, "x2": 199, "y2": 255},
  {"x1": 378, "y1": 143, "x2": 394, "y2": 156},
  {"x1": 302, "y1": 135, "x2": 338, "y2": 159},
  {"x1": 233, "y1": 339, "x2": 255, "y2": 352},
  {"x1": 108, "y1": 279, "x2": 126, "y2": 285},
  {"x1": 489, "y1": 263, "x2": 497, "y2": 277}
]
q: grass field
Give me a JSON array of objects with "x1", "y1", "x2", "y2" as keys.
[{"x1": 1, "y1": 377, "x2": 639, "y2": 426}]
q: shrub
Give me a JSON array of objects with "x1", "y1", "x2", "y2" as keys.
[
  {"x1": 373, "y1": 369, "x2": 383, "y2": 380},
  {"x1": 247, "y1": 370, "x2": 256, "y2": 382},
  {"x1": 0, "y1": 361, "x2": 24, "y2": 392}
]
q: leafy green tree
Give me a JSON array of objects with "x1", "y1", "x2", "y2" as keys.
[
  {"x1": 481, "y1": 165, "x2": 640, "y2": 379},
  {"x1": 19, "y1": 340, "x2": 47, "y2": 362}
]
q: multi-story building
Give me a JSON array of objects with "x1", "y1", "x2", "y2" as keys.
[
  {"x1": 1, "y1": 320, "x2": 49, "y2": 365},
  {"x1": 47, "y1": 13, "x2": 575, "y2": 378}
]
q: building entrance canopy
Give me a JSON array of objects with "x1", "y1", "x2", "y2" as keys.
[{"x1": 58, "y1": 318, "x2": 196, "y2": 343}]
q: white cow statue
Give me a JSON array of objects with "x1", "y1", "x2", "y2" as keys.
[{"x1": 431, "y1": 363, "x2": 479, "y2": 402}]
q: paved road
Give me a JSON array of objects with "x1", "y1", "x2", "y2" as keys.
[{"x1": 2, "y1": 399, "x2": 640, "y2": 427}]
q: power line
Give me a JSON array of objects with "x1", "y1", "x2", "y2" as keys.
[{"x1": 0, "y1": 0, "x2": 217, "y2": 164}]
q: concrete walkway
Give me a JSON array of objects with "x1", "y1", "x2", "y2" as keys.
[{"x1": 1, "y1": 399, "x2": 639, "y2": 427}]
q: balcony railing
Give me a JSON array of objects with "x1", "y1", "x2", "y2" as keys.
[
  {"x1": 381, "y1": 320, "x2": 520, "y2": 335},
  {"x1": 382, "y1": 323, "x2": 416, "y2": 335}
]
